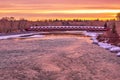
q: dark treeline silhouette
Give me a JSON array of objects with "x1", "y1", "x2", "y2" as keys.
[{"x1": 0, "y1": 17, "x2": 119, "y2": 33}]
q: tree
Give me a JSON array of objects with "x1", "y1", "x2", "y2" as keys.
[
  {"x1": 111, "y1": 22, "x2": 116, "y2": 33},
  {"x1": 104, "y1": 22, "x2": 107, "y2": 28},
  {"x1": 9, "y1": 17, "x2": 15, "y2": 32},
  {"x1": 116, "y1": 13, "x2": 120, "y2": 21},
  {"x1": 0, "y1": 17, "x2": 9, "y2": 33},
  {"x1": 17, "y1": 18, "x2": 27, "y2": 31}
]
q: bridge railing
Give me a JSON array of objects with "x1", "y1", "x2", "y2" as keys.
[{"x1": 25, "y1": 26, "x2": 109, "y2": 31}]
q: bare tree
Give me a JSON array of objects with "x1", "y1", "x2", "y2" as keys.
[
  {"x1": 18, "y1": 18, "x2": 27, "y2": 32},
  {"x1": 111, "y1": 22, "x2": 116, "y2": 33},
  {"x1": 104, "y1": 22, "x2": 107, "y2": 28},
  {"x1": 9, "y1": 17, "x2": 15, "y2": 32},
  {"x1": 0, "y1": 17, "x2": 9, "y2": 33}
]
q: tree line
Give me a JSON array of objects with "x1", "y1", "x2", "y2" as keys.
[
  {"x1": 0, "y1": 13, "x2": 119, "y2": 33},
  {"x1": 0, "y1": 17, "x2": 28, "y2": 33}
]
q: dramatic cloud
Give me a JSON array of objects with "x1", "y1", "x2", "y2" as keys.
[{"x1": 0, "y1": 0, "x2": 120, "y2": 20}]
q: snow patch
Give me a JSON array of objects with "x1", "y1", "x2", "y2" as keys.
[
  {"x1": 98, "y1": 42, "x2": 113, "y2": 49},
  {"x1": 29, "y1": 35, "x2": 44, "y2": 38},
  {"x1": 0, "y1": 32, "x2": 44, "y2": 40},
  {"x1": 83, "y1": 31, "x2": 103, "y2": 37},
  {"x1": 116, "y1": 52, "x2": 120, "y2": 57},
  {"x1": 109, "y1": 47, "x2": 120, "y2": 53},
  {"x1": 85, "y1": 31, "x2": 120, "y2": 57}
]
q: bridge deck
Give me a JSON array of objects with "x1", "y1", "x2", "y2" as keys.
[{"x1": 25, "y1": 26, "x2": 108, "y2": 31}]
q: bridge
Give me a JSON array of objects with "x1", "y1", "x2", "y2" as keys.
[{"x1": 25, "y1": 26, "x2": 109, "y2": 32}]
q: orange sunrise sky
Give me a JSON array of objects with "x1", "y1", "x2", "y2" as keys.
[{"x1": 0, "y1": 0, "x2": 120, "y2": 20}]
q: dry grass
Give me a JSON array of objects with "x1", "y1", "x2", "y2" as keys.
[{"x1": 0, "y1": 35, "x2": 120, "y2": 80}]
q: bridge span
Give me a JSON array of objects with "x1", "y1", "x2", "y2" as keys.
[{"x1": 25, "y1": 26, "x2": 109, "y2": 32}]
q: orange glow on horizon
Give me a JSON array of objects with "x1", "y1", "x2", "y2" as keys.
[
  {"x1": 0, "y1": 0, "x2": 120, "y2": 20},
  {"x1": 0, "y1": 9, "x2": 120, "y2": 14},
  {"x1": 0, "y1": 9, "x2": 119, "y2": 20}
]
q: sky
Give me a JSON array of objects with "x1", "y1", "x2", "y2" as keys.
[{"x1": 0, "y1": 0, "x2": 120, "y2": 20}]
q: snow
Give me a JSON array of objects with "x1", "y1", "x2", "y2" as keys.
[
  {"x1": 83, "y1": 31, "x2": 103, "y2": 44},
  {"x1": 83, "y1": 31, "x2": 98, "y2": 37},
  {"x1": 85, "y1": 31, "x2": 120, "y2": 57},
  {"x1": 98, "y1": 42, "x2": 113, "y2": 49},
  {"x1": 0, "y1": 35, "x2": 21, "y2": 39},
  {"x1": 0, "y1": 32, "x2": 44, "y2": 40},
  {"x1": 29, "y1": 35, "x2": 44, "y2": 38},
  {"x1": 109, "y1": 47, "x2": 120, "y2": 52},
  {"x1": 92, "y1": 39, "x2": 99, "y2": 44},
  {"x1": 116, "y1": 52, "x2": 120, "y2": 57},
  {"x1": 83, "y1": 31, "x2": 103, "y2": 39}
]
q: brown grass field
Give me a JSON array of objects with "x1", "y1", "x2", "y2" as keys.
[{"x1": 0, "y1": 34, "x2": 120, "y2": 80}]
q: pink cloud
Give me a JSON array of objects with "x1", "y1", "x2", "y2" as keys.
[{"x1": 0, "y1": 0, "x2": 119, "y2": 20}]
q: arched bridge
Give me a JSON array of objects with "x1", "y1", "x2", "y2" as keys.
[{"x1": 25, "y1": 26, "x2": 109, "y2": 32}]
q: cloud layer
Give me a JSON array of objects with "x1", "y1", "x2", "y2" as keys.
[{"x1": 0, "y1": 0, "x2": 120, "y2": 20}]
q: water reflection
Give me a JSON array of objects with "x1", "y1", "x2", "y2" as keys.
[
  {"x1": 12, "y1": 32, "x2": 92, "y2": 43},
  {"x1": 4, "y1": 31, "x2": 103, "y2": 44}
]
